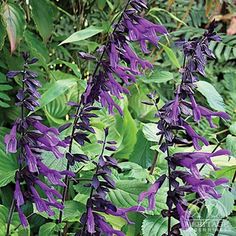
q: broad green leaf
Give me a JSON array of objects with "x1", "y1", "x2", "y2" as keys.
[
  {"x1": 141, "y1": 216, "x2": 168, "y2": 236},
  {"x1": 226, "y1": 135, "x2": 236, "y2": 158},
  {"x1": 142, "y1": 123, "x2": 159, "y2": 142},
  {"x1": 39, "y1": 223, "x2": 57, "y2": 236},
  {"x1": 159, "y1": 42, "x2": 180, "y2": 68},
  {"x1": 0, "y1": 128, "x2": 18, "y2": 187},
  {"x1": 141, "y1": 69, "x2": 174, "y2": 84},
  {"x1": 196, "y1": 81, "x2": 225, "y2": 111},
  {"x1": 130, "y1": 130, "x2": 155, "y2": 168},
  {"x1": 32, "y1": 75, "x2": 78, "y2": 113},
  {"x1": 114, "y1": 104, "x2": 138, "y2": 159},
  {"x1": 59, "y1": 26, "x2": 104, "y2": 45},
  {"x1": 30, "y1": 0, "x2": 57, "y2": 41},
  {"x1": 2, "y1": 3, "x2": 25, "y2": 52}
]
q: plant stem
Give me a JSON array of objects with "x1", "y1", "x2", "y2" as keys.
[
  {"x1": 167, "y1": 148, "x2": 172, "y2": 236},
  {"x1": 150, "y1": 151, "x2": 158, "y2": 175},
  {"x1": 57, "y1": 1, "x2": 131, "y2": 234},
  {"x1": 5, "y1": 199, "x2": 15, "y2": 236},
  {"x1": 80, "y1": 131, "x2": 108, "y2": 235}
]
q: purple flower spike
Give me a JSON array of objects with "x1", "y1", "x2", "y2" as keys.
[{"x1": 5, "y1": 53, "x2": 69, "y2": 228}]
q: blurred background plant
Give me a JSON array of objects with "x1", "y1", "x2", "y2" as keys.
[{"x1": 0, "y1": 0, "x2": 236, "y2": 235}]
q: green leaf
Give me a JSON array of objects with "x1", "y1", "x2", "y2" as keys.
[
  {"x1": 159, "y1": 42, "x2": 180, "y2": 68},
  {"x1": 30, "y1": 0, "x2": 57, "y2": 41},
  {"x1": 130, "y1": 130, "x2": 155, "y2": 168},
  {"x1": 149, "y1": 7, "x2": 187, "y2": 26},
  {"x1": 2, "y1": 3, "x2": 25, "y2": 52},
  {"x1": 142, "y1": 123, "x2": 160, "y2": 142},
  {"x1": 226, "y1": 135, "x2": 236, "y2": 158},
  {"x1": 0, "y1": 128, "x2": 18, "y2": 187},
  {"x1": 141, "y1": 216, "x2": 168, "y2": 236},
  {"x1": 114, "y1": 104, "x2": 138, "y2": 159},
  {"x1": 24, "y1": 30, "x2": 49, "y2": 67},
  {"x1": 59, "y1": 26, "x2": 104, "y2": 45},
  {"x1": 97, "y1": 0, "x2": 106, "y2": 10},
  {"x1": 39, "y1": 223, "x2": 57, "y2": 236},
  {"x1": 109, "y1": 180, "x2": 148, "y2": 208},
  {"x1": 141, "y1": 69, "x2": 174, "y2": 84},
  {"x1": 31, "y1": 74, "x2": 78, "y2": 113},
  {"x1": 196, "y1": 81, "x2": 225, "y2": 111},
  {"x1": 0, "y1": 16, "x2": 6, "y2": 50},
  {"x1": 229, "y1": 122, "x2": 236, "y2": 135}
]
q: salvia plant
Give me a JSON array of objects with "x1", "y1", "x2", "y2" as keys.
[
  {"x1": 138, "y1": 21, "x2": 231, "y2": 235},
  {"x1": 56, "y1": 0, "x2": 167, "y2": 234},
  {"x1": 4, "y1": 52, "x2": 74, "y2": 235},
  {"x1": 2, "y1": 0, "x2": 235, "y2": 236}
]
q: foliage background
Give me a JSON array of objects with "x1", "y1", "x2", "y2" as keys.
[{"x1": 0, "y1": 0, "x2": 236, "y2": 235}]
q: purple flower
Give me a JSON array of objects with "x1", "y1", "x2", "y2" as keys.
[
  {"x1": 183, "y1": 121, "x2": 209, "y2": 150},
  {"x1": 171, "y1": 149, "x2": 230, "y2": 178},
  {"x1": 87, "y1": 207, "x2": 96, "y2": 234},
  {"x1": 176, "y1": 203, "x2": 190, "y2": 230},
  {"x1": 138, "y1": 175, "x2": 166, "y2": 210},
  {"x1": 198, "y1": 105, "x2": 230, "y2": 128},
  {"x1": 14, "y1": 179, "x2": 24, "y2": 207},
  {"x1": 17, "y1": 206, "x2": 28, "y2": 227},
  {"x1": 106, "y1": 206, "x2": 145, "y2": 224},
  {"x1": 4, "y1": 123, "x2": 18, "y2": 153},
  {"x1": 25, "y1": 144, "x2": 38, "y2": 173}
]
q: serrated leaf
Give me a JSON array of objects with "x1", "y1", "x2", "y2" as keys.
[
  {"x1": 30, "y1": 0, "x2": 57, "y2": 41},
  {"x1": 2, "y1": 3, "x2": 25, "y2": 52},
  {"x1": 141, "y1": 216, "x2": 168, "y2": 236},
  {"x1": 59, "y1": 26, "x2": 104, "y2": 45},
  {"x1": 196, "y1": 81, "x2": 225, "y2": 111}
]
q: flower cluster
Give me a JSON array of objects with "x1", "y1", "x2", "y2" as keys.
[
  {"x1": 79, "y1": 0, "x2": 167, "y2": 115},
  {"x1": 77, "y1": 128, "x2": 144, "y2": 236},
  {"x1": 5, "y1": 52, "x2": 73, "y2": 227},
  {"x1": 138, "y1": 21, "x2": 230, "y2": 234}
]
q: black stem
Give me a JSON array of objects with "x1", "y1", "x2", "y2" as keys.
[
  {"x1": 167, "y1": 148, "x2": 172, "y2": 236},
  {"x1": 5, "y1": 198, "x2": 15, "y2": 236},
  {"x1": 80, "y1": 131, "x2": 108, "y2": 235},
  {"x1": 57, "y1": 1, "x2": 131, "y2": 234}
]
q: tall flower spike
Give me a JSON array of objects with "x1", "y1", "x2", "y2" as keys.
[
  {"x1": 57, "y1": 0, "x2": 167, "y2": 232},
  {"x1": 77, "y1": 128, "x2": 144, "y2": 235},
  {"x1": 5, "y1": 53, "x2": 74, "y2": 229},
  {"x1": 138, "y1": 22, "x2": 230, "y2": 234}
]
